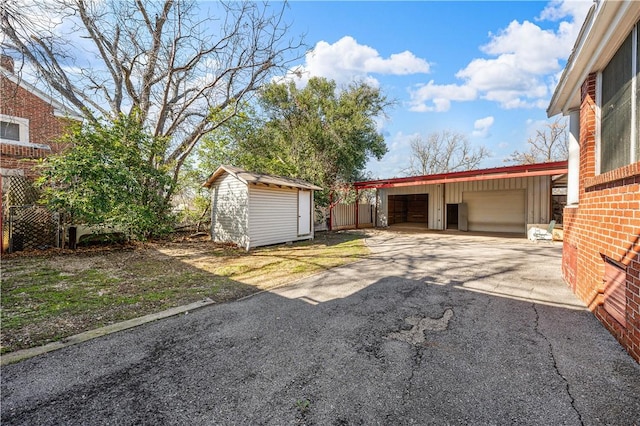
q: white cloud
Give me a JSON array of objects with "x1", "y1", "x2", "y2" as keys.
[
  {"x1": 367, "y1": 131, "x2": 419, "y2": 177},
  {"x1": 282, "y1": 36, "x2": 430, "y2": 87},
  {"x1": 409, "y1": 0, "x2": 593, "y2": 112},
  {"x1": 538, "y1": 0, "x2": 592, "y2": 23},
  {"x1": 409, "y1": 80, "x2": 477, "y2": 112},
  {"x1": 480, "y1": 20, "x2": 568, "y2": 74},
  {"x1": 525, "y1": 118, "x2": 552, "y2": 138},
  {"x1": 472, "y1": 116, "x2": 494, "y2": 138}
]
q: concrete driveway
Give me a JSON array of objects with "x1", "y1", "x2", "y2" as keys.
[{"x1": 2, "y1": 231, "x2": 639, "y2": 425}]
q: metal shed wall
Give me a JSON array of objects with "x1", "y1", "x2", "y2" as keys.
[
  {"x1": 444, "y1": 176, "x2": 552, "y2": 225},
  {"x1": 211, "y1": 172, "x2": 249, "y2": 248},
  {"x1": 377, "y1": 175, "x2": 552, "y2": 230},
  {"x1": 378, "y1": 184, "x2": 444, "y2": 229},
  {"x1": 248, "y1": 186, "x2": 313, "y2": 248}
]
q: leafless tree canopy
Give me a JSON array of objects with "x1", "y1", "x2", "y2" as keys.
[
  {"x1": 1, "y1": 0, "x2": 303, "y2": 182},
  {"x1": 506, "y1": 118, "x2": 568, "y2": 164},
  {"x1": 404, "y1": 130, "x2": 490, "y2": 176}
]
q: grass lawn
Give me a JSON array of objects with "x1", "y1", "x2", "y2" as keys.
[{"x1": 1, "y1": 231, "x2": 369, "y2": 354}]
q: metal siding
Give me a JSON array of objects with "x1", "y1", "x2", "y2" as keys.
[
  {"x1": 532, "y1": 175, "x2": 551, "y2": 224},
  {"x1": 378, "y1": 188, "x2": 389, "y2": 226},
  {"x1": 248, "y1": 186, "x2": 309, "y2": 248},
  {"x1": 379, "y1": 176, "x2": 553, "y2": 231},
  {"x1": 378, "y1": 184, "x2": 443, "y2": 229},
  {"x1": 445, "y1": 182, "x2": 462, "y2": 204},
  {"x1": 210, "y1": 172, "x2": 249, "y2": 248},
  {"x1": 332, "y1": 203, "x2": 374, "y2": 229}
]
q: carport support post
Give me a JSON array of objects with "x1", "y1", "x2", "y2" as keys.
[
  {"x1": 355, "y1": 188, "x2": 359, "y2": 229},
  {"x1": 329, "y1": 192, "x2": 333, "y2": 231},
  {"x1": 375, "y1": 188, "x2": 378, "y2": 227}
]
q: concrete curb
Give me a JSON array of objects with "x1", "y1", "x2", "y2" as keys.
[
  {"x1": 1, "y1": 298, "x2": 217, "y2": 366},
  {"x1": 1, "y1": 231, "x2": 373, "y2": 366}
]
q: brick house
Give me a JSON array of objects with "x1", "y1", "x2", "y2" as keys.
[
  {"x1": 0, "y1": 54, "x2": 82, "y2": 181},
  {"x1": 547, "y1": 0, "x2": 640, "y2": 362}
]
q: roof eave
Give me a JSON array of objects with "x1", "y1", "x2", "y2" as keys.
[
  {"x1": 203, "y1": 165, "x2": 322, "y2": 191},
  {"x1": 354, "y1": 161, "x2": 568, "y2": 190},
  {"x1": 202, "y1": 165, "x2": 243, "y2": 188},
  {"x1": 548, "y1": 0, "x2": 639, "y2": 117},
  {"x1": 1, "y1": 68, "x2": 84, "y2": 121}
]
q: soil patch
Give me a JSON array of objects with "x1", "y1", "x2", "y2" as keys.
[{"x1": 1, "y1": 231, "x2": 368, "y2": 353}]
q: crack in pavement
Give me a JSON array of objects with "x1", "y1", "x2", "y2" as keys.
[
  {"x1": 389, "y1": 308, "x2": 454, "y2": 409},
  {"x1": 532, "y1": 303, "x2": 584, "y2": 426},
  {"x1": 402, "y1": 345, "x2": 424, "y2": 408}
]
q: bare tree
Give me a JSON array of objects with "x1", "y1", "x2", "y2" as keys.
[
  {"x1": 506, "y1": 117, "x2": 568, "y2": 164},
  {"x1": 404, "y1": 130, "x2": 490, "y2": 176},
  {"x1": 1, "y1": 0, "x2": 302, "y2": 195}
]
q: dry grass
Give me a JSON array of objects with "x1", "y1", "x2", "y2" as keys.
[{"x1": 1, "y1": 231, "x2": 368, "y2": 354}]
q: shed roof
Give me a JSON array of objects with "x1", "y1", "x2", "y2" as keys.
[
  {"x1": 354, "y1": 161, "x2": 568, "y2": 190},
  {"x1": 547, "y1": 0, "x2": 640, "y2": 117},
  {"x1": 203, "y1": 165, "x2": 322, "y2": 191}
]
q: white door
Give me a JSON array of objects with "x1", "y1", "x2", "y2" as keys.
[
  {"x1": 298, "y1": 190, "x2": 312, "y2": 235},
  {"x1": 462, "y1": 190, "x2": 525, "y2": 233},
  {"x1": 458, "y1": 203, "x2": 468, "y2": 232}
]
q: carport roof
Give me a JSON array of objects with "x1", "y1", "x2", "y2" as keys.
[{"x1": 354, "y1": 161, "x2": 568, "y2": 190}]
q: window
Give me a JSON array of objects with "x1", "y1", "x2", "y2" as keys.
[
  {"x1": 599, "y1": 21, "x2": 640, "y2": 173},
  {"x1": 0, "y1": 114, "x2": 29, "y2": 144},
  {"x1": 0, "y1": 121, "x2": 20, "y2": 141}
]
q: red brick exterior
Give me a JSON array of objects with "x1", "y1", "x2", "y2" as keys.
[
  {"x1": 562, "y1": 73, "x2": 640, "y2": 362},
  {"x1": 1, "y1": 66, "x2": 76, "y2": 179}
]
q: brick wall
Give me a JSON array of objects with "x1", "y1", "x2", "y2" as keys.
[
  {"x1": 0, "y1": 73, "x2": 75, "y2": 178},
  {"x1": 562, "y1": 73, "x2": 640, "y2": 362}
]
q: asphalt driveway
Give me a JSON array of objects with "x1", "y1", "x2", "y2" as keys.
[{"x1": 2, "y1": 231, "x2": 639, "y2": 425}]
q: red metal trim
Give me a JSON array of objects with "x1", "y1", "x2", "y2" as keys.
[
  {"x1": 354, "y1": 161, "x2": 568, "y2": 189},
  {"x1": 328, "y1": 192, "x2": 333, "y2": 231},
  {"x1": 355, "y1": 189, "x2": 359, "y2": 229}
]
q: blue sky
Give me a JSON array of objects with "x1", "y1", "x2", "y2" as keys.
[
  {"x1": 11, "y1": 0, "x2": 592, "y2": 180},
  {"x1": 276, "y1": 0, "x2": 593, "y2": 178}
]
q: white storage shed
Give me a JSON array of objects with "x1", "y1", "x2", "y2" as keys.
[{"x1": 203, "y1": 165, "x2": 322, "y2": 250}]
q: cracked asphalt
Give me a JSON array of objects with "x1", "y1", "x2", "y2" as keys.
[{"x1": 2, "y1": 230, "x2": 639, "y2": 425}]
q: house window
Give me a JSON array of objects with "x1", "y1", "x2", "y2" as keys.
[
  {"x1": 0, "y1": 114, "x2": 29, "y2": 144},
  {"x1": 599, "y1": 21, "x2": 640, "y2": 174},
  {"x1": 1, "y1": 121, "x2": 20, "y2": 141}
]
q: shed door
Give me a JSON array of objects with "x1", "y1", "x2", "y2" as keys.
[
  {"x1": 298, "y1": 190, "x2": 312, "y2": 235},
  {"x1": 462, "y1": 190, "x2": 525, "y2": 233}
]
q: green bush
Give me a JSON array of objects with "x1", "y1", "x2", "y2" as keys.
[{"x1": 37, "y1": 113, "x2": 175, "y2": 239}]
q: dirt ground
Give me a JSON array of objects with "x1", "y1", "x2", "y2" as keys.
[{"x1": 1, "y1": 231, "x2": 367, "y2": 353}]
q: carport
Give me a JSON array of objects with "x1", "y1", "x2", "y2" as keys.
[
  {"x1": 353, "y1": 161, "x2": 568, "y2": 235},
  {"x1": 388, "y1": 194, "x2": 428, "y2": 225}
]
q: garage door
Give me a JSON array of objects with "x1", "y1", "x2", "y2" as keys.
[{"x1": 462, "y1": 190, "x2": 525, "y2": 233}]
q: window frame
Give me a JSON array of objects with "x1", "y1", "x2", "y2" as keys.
[
  {"x1": 597, "y1": 21, "x2": 640, "y2": 175},
  {"x1": 0, "y1": 114, "x2": 30, "y2": 145}
]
